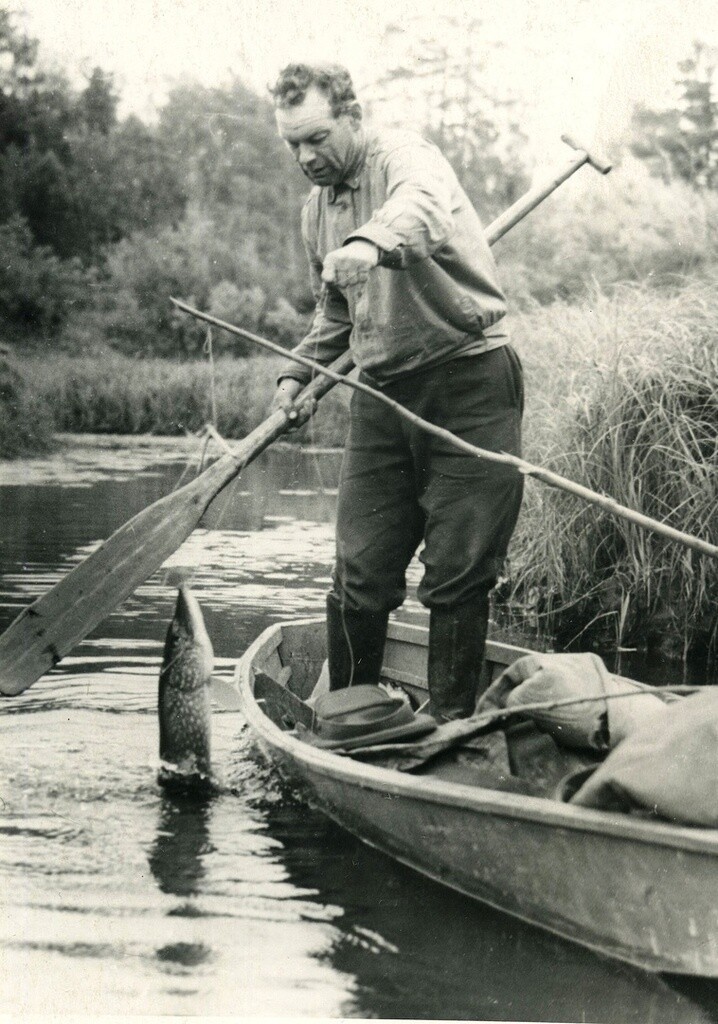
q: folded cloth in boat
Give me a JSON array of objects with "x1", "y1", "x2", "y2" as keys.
[
  {"x1": 477, "y1": 653, "x2": 667, "y2": 752},
  {"x1": 306, "y1": 684, "x2": 436, "y2": 750},
  {"x1": 569, "y1": 688, "x2": 718, "y2": 826}
]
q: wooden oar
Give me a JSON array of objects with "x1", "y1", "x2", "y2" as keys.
[
  {"x1": 0, "y1": 357, "x2": 351, "y2": 696},
  {"x1": 173, "y1": 298, "x2": 718, "y2": 563},
  {"x1": 0, "y1": 135, "x2": 609, "y2": 696}
]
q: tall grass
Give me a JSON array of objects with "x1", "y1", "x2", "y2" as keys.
[
  {"x1": 20, "y1": 352, "x2": 349, "y2": 446},
  {"x1": 508, "y1": 269, "x2": 718, "y2": 660}
]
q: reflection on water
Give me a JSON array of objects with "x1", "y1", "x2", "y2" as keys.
[
  {"x1": 263, "y1": 798, "x2": 718, "y2": 1023},
  {"x1": 1, "y1": 436, "x2": 717, "y2": 1020},
  {"x1": 149, "y1": 793, "x2": 215, "y2": 897}
]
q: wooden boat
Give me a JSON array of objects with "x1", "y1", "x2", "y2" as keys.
[{"x1": 235, "y1": 616, "x2": 718, "y2": 977}]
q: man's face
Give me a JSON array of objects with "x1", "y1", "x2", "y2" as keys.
[{"x1": 275, "y1": 86, "x2": 360, "y2": 187}]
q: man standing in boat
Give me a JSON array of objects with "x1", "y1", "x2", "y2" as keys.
[{"x1": 270, "y1": 63, "x2": 524, "y2": 722}]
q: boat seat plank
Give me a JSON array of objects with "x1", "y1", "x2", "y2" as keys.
[
  {"x1": 254, "y1": 672, "x2": 313, "y2": 730},
  {"x1": 256, "y1": 647, "x2": 285, "y2": 682}
]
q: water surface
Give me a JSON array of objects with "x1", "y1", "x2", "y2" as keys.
[{"x1": 1, "y1": 436, "x2": 716, "y2": 1020}]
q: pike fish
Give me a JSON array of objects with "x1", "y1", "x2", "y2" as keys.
[{"x1": 158, "y1": 573, "x2": 214, "y2": 791}]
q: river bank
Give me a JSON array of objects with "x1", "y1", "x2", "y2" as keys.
[{"x1": 4, "y1": 271, "x2": 717, "y2": 664}]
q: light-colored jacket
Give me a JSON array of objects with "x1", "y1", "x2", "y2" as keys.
[{"x1": 279, "y1": 128, "x2": 508, "y2": 385}]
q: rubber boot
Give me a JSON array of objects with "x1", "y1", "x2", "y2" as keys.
[
  {"x1": 326, "y1": 592, "x2": 389, "y2": 691},
  {"x1": 428, "y1": 597, "x2": 490, "y2": 722}
]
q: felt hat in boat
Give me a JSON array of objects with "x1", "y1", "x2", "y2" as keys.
[{"x1": 310, "y1": 684, "x2": 436, "y2": 750}]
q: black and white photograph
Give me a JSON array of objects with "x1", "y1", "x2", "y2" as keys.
[{"x1": 1, "y1": 0, "x2": 717, "y2": 1020}]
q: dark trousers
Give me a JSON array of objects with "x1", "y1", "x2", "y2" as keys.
[{"x1": 331, "y1": 345, "x2": 524, "y2": 614}]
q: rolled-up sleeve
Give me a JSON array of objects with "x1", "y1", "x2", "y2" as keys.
[
  {"x1": 345, "y1": 140, "x2": 456, "y2": 267},
  {"x1": 278, "y1": 211, "x2": 352, "y2": 386}
]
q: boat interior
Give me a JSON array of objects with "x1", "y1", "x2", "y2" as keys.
[{"x1": 248, "y1": 618, "x2": 603, "y2": 802}]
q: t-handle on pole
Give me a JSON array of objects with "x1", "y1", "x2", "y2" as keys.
[
  {"x1": 560, "y1": 134, "x2": 612, "y2": 175},
  {"x1": 486, "y1": 134, "x2": 612, "y2": 245}
]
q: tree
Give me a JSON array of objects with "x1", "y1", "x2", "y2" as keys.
[
  {"x1": 632, "y1": 41, "x2": 718, "y2": 189},
  {"x1": 364, "y1": 15, "x2": 530, "y2": 217},
  {"x1": 0, "y1": 216, "x2": 90, "y2": 338},
  {"x1": 79, "y1": 67, "x2": 118, "y2": 134},
  {"x1": 0, "y1": 9, "x2": 39, "y2": 100},
  {"x1": 157, "y1": 79, "x2": 310, "y2": 301},
  {"x1": 0, "y1": 18, "x2": 312, "y2": 350}
]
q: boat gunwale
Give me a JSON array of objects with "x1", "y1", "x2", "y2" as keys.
[{"x1": 235, "y1": 618, "x2": 718, "y2": 857}]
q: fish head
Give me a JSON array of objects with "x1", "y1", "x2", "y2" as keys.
[
  {"x1": 172, "y1": 585, "x2": 209, "y2": 640},
  {"x1": 161, "y1": 585, "x2": 214, "y2": 690}
]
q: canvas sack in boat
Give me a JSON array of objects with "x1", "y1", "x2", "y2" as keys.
[
  {"x1": 308, "y1": 685, "x2": 436, "y2": 750},
  {"x1": 568, "y1": 687, "x2": 718, "y2": 826},
  {"x1": 478, "y1": 652, "x2": 668, "y2": 752}
]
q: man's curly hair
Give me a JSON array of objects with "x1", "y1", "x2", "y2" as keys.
[{"x1": 270, "y1": 63, "x2": 358, "y2": 118}]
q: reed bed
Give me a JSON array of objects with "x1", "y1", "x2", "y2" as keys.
[
  {"x1": 508, "y1": 271, "x2": 718, "y2": 661},
  {"x1": 21, "y1": 353, "x2": 349, "y2": 446}
]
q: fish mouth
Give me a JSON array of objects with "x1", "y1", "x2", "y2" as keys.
[{"x1": 173, "y1": 585, "x2": 208, "y2": 637}]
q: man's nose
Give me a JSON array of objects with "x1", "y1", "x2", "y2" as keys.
[{"x1": 297, "y1": 142, "x2": 317, "y2": 166}]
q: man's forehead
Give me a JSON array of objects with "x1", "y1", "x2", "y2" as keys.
[{"x1": 275, "y1": 88, "x2": 335, "y2": 137}]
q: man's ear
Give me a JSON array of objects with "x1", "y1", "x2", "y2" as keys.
[{"x1": 348, "y1": 101, "x2": 363, "y2": 126}]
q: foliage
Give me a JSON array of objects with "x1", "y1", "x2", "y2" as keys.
[
  {"x1": 506, "y1": 272, "x2": 718, "y2": 662},
  {"x1": 632, "y1": 41, "x2": 718, "y2": 189},
  {"x1": 63, "y1": 210, "x2": 311, "y2": 357},
  {"x1": 156, "y1": 80, "x2": 308, "y2": 292},
  {"x1": 57, "y1": 77, "x2": 316, "y2": 356},
  {"x1": 0, "y1": 216, "x2": 91, "y2": 338},
  {"x1": 0, "y1": 348, "x2": 54, "y2": 456},
  {"x1": 0, "y1": 12, "x2": 185, "y2": 271},
  {"x1": 496, "y1": 163, "x2": 718, "y2": 305}
]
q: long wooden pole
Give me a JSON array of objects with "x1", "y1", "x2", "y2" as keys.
[{"x1": 172, "y1": 298, "x2": 718, "y2": 562}]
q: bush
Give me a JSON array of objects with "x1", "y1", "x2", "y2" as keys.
[
  {"x1": 0, "y1": 350, "x2": 55, "y2": 456},
  {"x1": 63, "y1": 211, "x2": 311, "y2": 357},
  {"x1": 496, "y1": 162, "x2": 718, "y2": 306},
  {"x1": 0, "y1": 216, "x2": 91, "y2": 341}
]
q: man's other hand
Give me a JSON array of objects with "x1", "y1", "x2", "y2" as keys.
[
  {"x1": 271, "y1": 378, "x2": 316, "y2": 428},
  {"x1": 322, "y1": 240, "x2": 379, "y2": 288}
]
